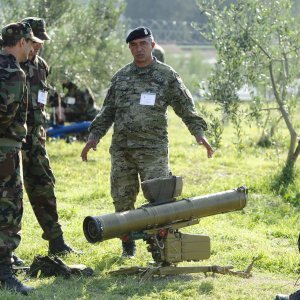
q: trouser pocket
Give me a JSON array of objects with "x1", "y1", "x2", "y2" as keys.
[{"x1": 0, "y1": 150, "x2": 19, "y2": 180}]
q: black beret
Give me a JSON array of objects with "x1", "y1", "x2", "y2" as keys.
[{"x1": 126, "y1": 27, "x2": 152, "y2": 43}]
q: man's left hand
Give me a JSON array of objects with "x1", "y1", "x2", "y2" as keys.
[{"x1": 196, "y1": 136, "x2": 214, "y2": 158}]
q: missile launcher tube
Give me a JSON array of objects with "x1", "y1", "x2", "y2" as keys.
[{"x1": 83, "y1": 187, "x2": 247, "y2": 243}]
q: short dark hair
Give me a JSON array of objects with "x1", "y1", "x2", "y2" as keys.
[
  {"x1": 1, "y1": 37, "x2": 19, "y2": 47},
  {"x1": 0, "y1": 36, "x2": 31, "y2": 47}
]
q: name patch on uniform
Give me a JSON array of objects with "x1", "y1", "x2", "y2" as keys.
[
  {"x1": 38, "y1": 90, "x2": 48, "y2": 105},
  {"x1": 140, "y1": 92, "x2": 156, "y2": 106}
]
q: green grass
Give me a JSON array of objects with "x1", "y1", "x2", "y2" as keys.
[{"x1": 2, "y1": 104, "x2": 300, "y2": 299}]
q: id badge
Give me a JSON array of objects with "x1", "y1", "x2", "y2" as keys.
[
  {"x1": 66, "y1": 97, "x2": 76, "y2": 105},
  {"x1": 140, "y1": 92, "x2": 156, "y2": 106},
  {"x1": 38, "y1": 90, "x2": 48, "y2": 105}
]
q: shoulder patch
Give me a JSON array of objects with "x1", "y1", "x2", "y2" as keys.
[
  {"x1": 175, "y1": 73, "x2": 183, "y2": 84},
  {"x1": 184, "y1": 88, "x2": 193, "y2": 99}
]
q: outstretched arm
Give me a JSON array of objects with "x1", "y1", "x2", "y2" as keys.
[{"x1": 81, "y1": 80, "x2": 116, "y2": 162}]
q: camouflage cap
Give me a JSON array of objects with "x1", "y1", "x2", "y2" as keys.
[
  {"x1": 126, "y1": 27, "x2": 152, "y2": 43},
  {"x1": 21, "y1": 17, "x2": 50, "y2": 41},
  {"x1": 1, "y1": 22, "x2": 43, "y2": 43}
]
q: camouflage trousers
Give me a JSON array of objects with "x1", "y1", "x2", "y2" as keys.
[
  {"x1": 110, "y1": 147, "x2": 171, "y2": 212},
  {"x1": 22, "y1": 126, "x2": 62, "y2": 240},
  {"x1": 0, "y1": 146, "x2": 23, "y2": 264}
]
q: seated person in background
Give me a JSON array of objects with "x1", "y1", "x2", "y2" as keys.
[
  {"x1": 48, "y1": 81, "x2": 99, "y2": 125},
  {"x1": 61, "y1": 81, "x2": 99, "y2": 123}
]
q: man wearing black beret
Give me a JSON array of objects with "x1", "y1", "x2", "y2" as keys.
[
  {"x1": 81, "y1": 26, "x2": 214, "y2": 258},
  {"x1": 125, "y1": 26, "x2": 152, "y2": 43}
]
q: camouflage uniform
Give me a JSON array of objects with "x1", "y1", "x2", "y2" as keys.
[
  {"x1": 0, "y1": 22, "x2": 44, "y2": 295},
  {"x1": 0, "y1": 49, "x2": 27, "y2": 264},
  {"x1": 152, "y1": 44, "x2": 165, "y2": 63},
  {"x1": 21, "y1": 54, "x2": 63, "y2": 240},
  {"x1": 89, "y1": 58, "x2": 207, "y2": 212},
  {"x1": 61, "y1": 81, "x2": 99, "y2": 122}
]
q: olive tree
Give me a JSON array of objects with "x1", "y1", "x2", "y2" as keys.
[
  {"x1": 195, "y1": 0, "x2": 300, "y2": 181},
  {"x1": 0, "y1": 0, "x2": 127, "y2": 98}
]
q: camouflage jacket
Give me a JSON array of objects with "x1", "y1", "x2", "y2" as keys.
[
  {"x1": 21, "y1": 55, "x2": 49, "y2": 128},
  {"x1": 89, "y1": 58, "x2": 207, "y2": 149},
  {"x1": 0, "y1": 49, "x2": 27, "y2": 146}
]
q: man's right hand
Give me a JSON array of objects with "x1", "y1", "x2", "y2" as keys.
[{"x1": 81, "y1": 140, "x2": 97, "y2": 161}]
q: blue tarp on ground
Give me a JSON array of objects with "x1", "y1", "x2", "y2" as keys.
[{"x1": 46, "y1": 121, "x2": 91, "y2": 138}]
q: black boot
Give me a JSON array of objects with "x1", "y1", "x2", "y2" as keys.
[
  {"x1": 121, "y1": 240, "x2": 136, "y2": 258},
  {"x1": 0, "y1": 263, "x2": 34, "y2": 295},
  {"x1": 275, "y1": 290, "x2": 300, "y2": 300},
  {"x1": 275, "y1": 295, "x2": 289, "y2": 300},
  {"x1": 290, "y1": 290, "x2": 300, "y2": 300},
  {"x1": 49, "y1": 235, "x2": 82, "y2": 256},
  {"x1": 12, "y1": 253, "x2": 25, "y2": 266}
]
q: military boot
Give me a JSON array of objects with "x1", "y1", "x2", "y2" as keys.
[
  {"x1": 0, "y1": 263, "x2": 34, "y2": 295},
  {"x1": 121, "y1": 240, "x2": 136, "y2": 258},
  {"x1": 12, "y1": 253, "x2": 25, "y2": 266},
  {"x1": 275, "y1": 295, "x2": 289, "y2": 300},
  {"x1": 49, "y1": 235, "x2": 82, "y2": 256},
  {"x1": 275, "y1": 290, "x2": 300, "y2": 300}
]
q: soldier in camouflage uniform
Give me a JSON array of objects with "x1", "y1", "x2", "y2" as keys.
[
  {"x1": 19, "y1": 17, "x2": 78, "y2": 257},
  {"x1": 0, "y1": 22, "x2": 42, "y2": 295},
  {"x1": 81, "y1": 27, "x2": 214, "y2": 258},
  {"x1": 60, "y1": 81, "x2": 99, "y2": 123},
  {"x1": 152, "y1": 43, "x2": 165, "y2": 63}
]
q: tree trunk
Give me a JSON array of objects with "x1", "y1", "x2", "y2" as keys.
[
  {"x1": 286, "y1": 139, "x2": 300, "y2": 170},
  {"x1": 269, "y1": 62, "x2": 299, "y2": 173}
]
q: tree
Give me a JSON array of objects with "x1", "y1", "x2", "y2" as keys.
[
  {"x1": 195, "y1": 0, "x2": 300, "y2": 187},
  {"x1": 0, "y1": 0, "x2": 126, "y2": 98}
]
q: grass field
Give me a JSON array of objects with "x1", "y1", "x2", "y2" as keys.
[{"x1": 2, "y1": 103, "x2": 300, "y2": 299}]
